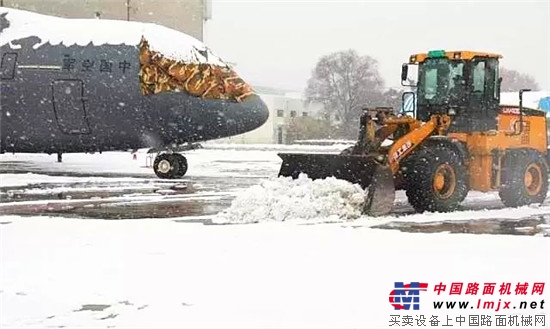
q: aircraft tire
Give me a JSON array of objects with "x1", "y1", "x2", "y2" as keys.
[
  {"x1": 153, "y1": 153, "x2": 181, "y2": 179},
  {"x1": 173, "y1": 153, "x2": 188, "y2": 177}
]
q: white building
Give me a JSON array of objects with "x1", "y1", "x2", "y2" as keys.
[{"x1": 219, "y1": 89, "x2": 325, "y2": 144}]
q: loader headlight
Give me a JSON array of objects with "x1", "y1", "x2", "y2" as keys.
[{"x1": 448, "y1": 108, "x2": 456, "y2": 115}]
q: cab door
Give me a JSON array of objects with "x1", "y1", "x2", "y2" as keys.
[
  {"x1": 51, "y1": 79, "x2": 91, "y2": 134},
  {"x1": 467, "y1": 58, "x2": 500, "y2": 131}
]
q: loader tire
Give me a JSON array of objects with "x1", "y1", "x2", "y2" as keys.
[
  {"x1": 499, "y1": 150, "x2": 548, "y2": 207},
  {"x1": 445, "y1": 146, "x2": 469, "y2": 204},
  {"x1": 404, "y1": 146, "x2": 468, "y2": 213}
]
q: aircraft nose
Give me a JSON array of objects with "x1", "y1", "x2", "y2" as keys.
[
  {"x1": 155, "y1": 92, "x2": 270, "y2": 144},
  {"x1": 225, "y1": 94, "x2": 269, "y2": 135}
]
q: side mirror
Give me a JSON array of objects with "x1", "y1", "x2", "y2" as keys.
[{"x1": 401, "y1": 64, "x2": 408, "y2": 81}]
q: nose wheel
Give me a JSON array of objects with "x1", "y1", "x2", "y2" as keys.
[{"x1": 153, "y1": 153, "x2": 188, "y2": 179}]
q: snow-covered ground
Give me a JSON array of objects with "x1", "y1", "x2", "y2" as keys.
[
  {"x1": 3, "y1": 144, "x2": 550, "y2": 226},
  {"x1": 1, "y1": 216, "x2": 548, "y2": 329},
  {"x1": 1, "y1": 144, "x2": 549, "y2": 328}
]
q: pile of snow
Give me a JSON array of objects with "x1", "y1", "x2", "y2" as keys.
[
  {"x1": 212, "y1": 174, "x2": 366, "y2": 224},
  {"x1": 0, "y1": 8, "x2": 226, "y2": 65}
]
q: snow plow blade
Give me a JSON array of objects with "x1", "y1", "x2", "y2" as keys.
[{"x1": 277, "y1": 153, "x2": 395, "y2": 216}]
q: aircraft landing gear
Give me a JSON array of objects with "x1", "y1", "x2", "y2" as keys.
[{"x1": 153, "y1": 153, "x2": 188, "y2": 179}]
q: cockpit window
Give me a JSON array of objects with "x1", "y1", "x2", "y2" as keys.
[{"x1": 138, "y1": 37, "x2": 254, "y2": 102}]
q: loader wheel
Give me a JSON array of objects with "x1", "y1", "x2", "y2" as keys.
[
  {"x1": 499, "y1": 150, "x2": 548, "y2": 207},
  {"x1": 405, "y1": 146, "x2": 468, "y2": 213}
]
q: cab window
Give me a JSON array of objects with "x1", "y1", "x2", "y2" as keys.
[
  {"x1": 486, "y1": 59, "x2": 499, "y2": 100},
  {"x1": 423, "y1": 67, "x2": 438, "y2": 100},
  {"x1": 472, "y1": 61, "x2": 485, "y2": 93}
]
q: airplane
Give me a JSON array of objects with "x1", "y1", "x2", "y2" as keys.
[{"x1": 0, "y1": 8, "x2": 269, "y2": 179}]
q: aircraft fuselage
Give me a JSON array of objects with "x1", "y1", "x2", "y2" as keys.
[{"x1": 0, "y1": 37, "x2": 269, "y2": 154}]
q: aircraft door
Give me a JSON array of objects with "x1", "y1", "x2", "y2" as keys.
[
  {"x1": 51, "y1": 79, "x2": 91, "y2": 134},
  {"x1": 0, "y1": 52, "x2": 18, "y2": 151},
  {"x1": 0, "y1": 52, "x2": 17, "y2": 80}
]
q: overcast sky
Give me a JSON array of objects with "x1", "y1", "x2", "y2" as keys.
[{"x1": 205, "y1": 0, "x2": 550, "y2": 93}]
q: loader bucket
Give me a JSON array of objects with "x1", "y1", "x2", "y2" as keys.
[{"x1": 277, "y1": 153, "x2": 395, "y2": 216}]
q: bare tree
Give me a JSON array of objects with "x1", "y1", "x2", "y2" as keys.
[
  {"x1": 500, "y1": 67, "x2": 540, "y2": 92},
  {"x1": 380, "y1": 88, "x2": 402, "y2": 111},
  {"x1": 305, "y1": 49, "x2": 385, "y2": 138}
]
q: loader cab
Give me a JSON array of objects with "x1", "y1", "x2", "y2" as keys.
[{"x1": 403, "y1": 50, "x2": 502, "y2": 133}]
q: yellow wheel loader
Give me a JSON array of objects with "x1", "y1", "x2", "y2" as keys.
[{"x1": 278, "y1": 50, "x2": 549, "y2": 216}]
